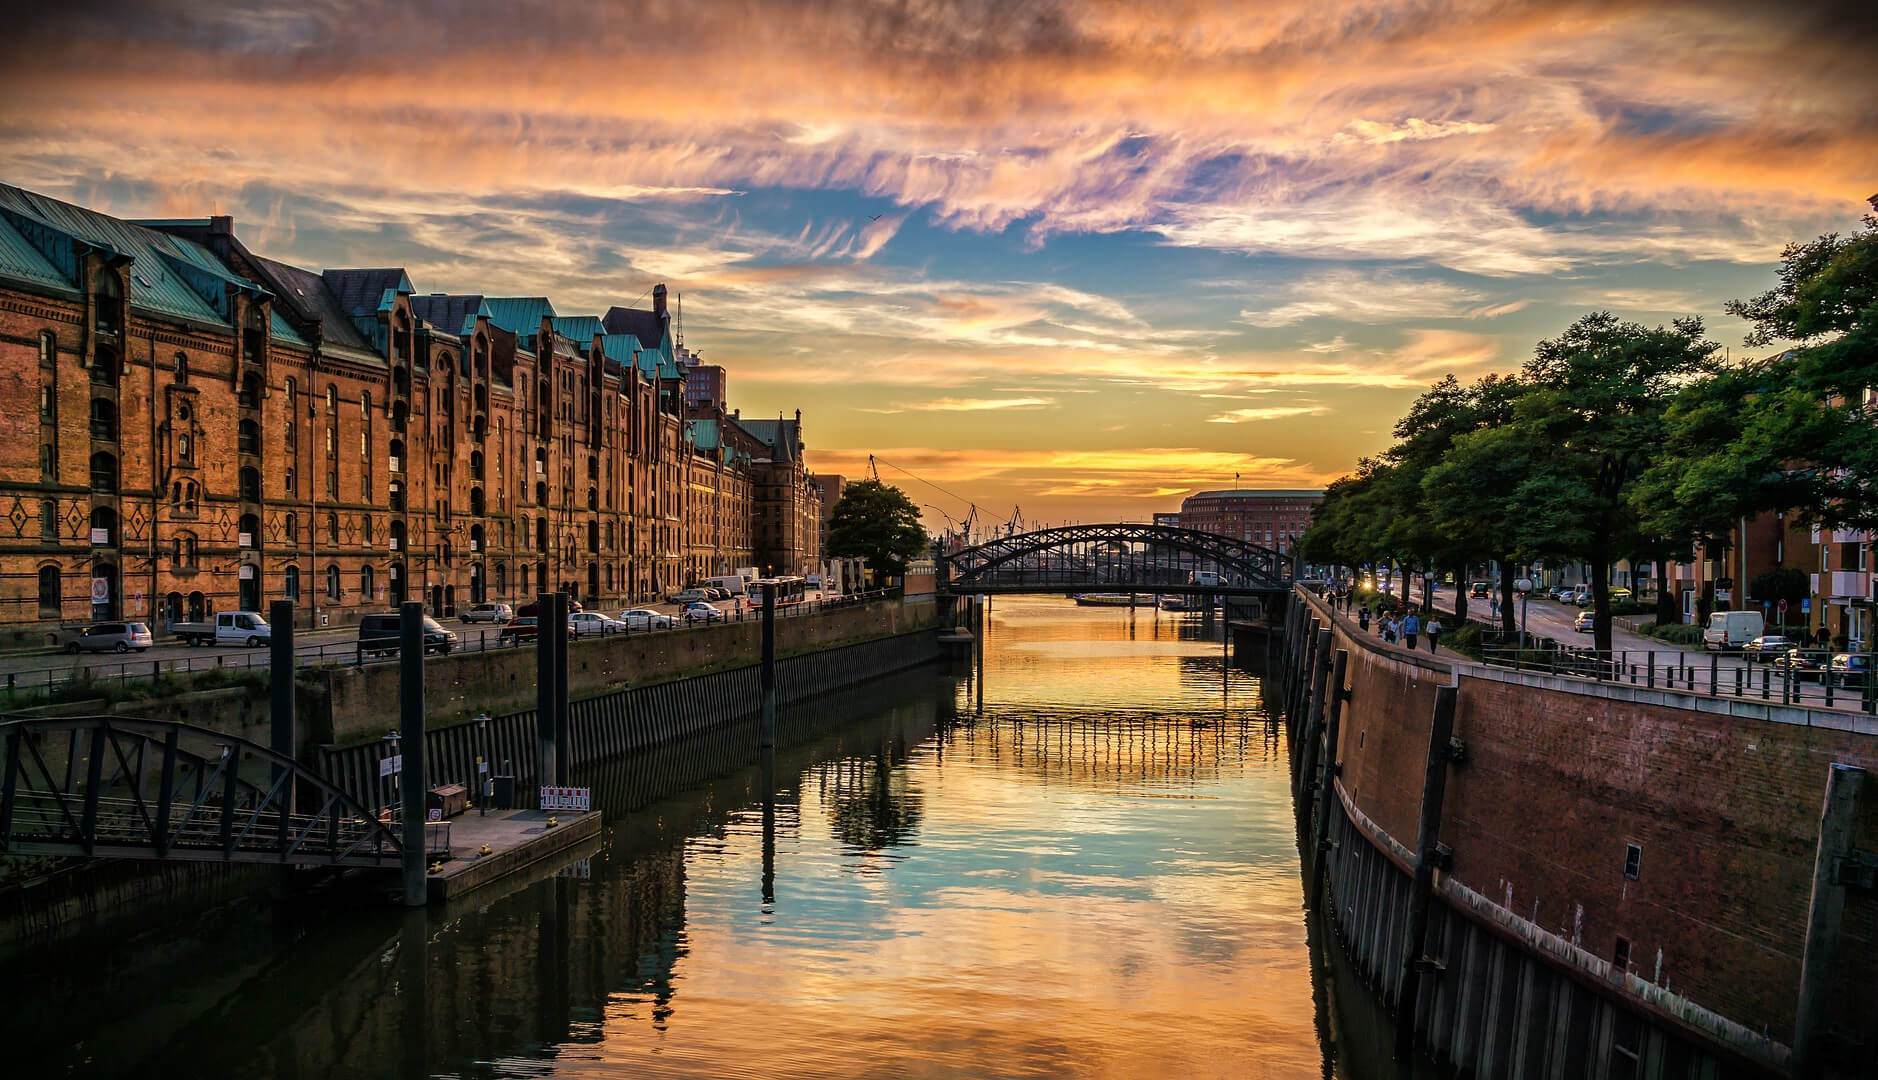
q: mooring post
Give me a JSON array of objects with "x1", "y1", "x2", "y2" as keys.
[
  {"x1": 398, "y1": 600, "x2": 429, "y2": 908},
  {"x1": 975, "y1": 596, "x2": 986, "y2": 714},
  {"x1": 268, "y1": 598, "x2": 296, "y2": 851},
  {"x1": 552, "y1": 592, "x2": 569, "y2": 785},
  {"x1": 760, "y1": 747, "x2": 777, "y2": 907},
  {"x1": 1793, "y1": 762, "x2": 1867, "y2": 1079},
  {"x1": 1309, "y1": 648, "x2": 1350, "y2": 911},
  {"x1": 1293, "y1": 618, "x2": 1322, "y2": 738},
  {"x1": 535, "y1": 591, "x2": 557, "y2": 792},
  {"x1": 1395, "y1": 682, "x2": 1459, "y2": 1062},
  {"x1": 759, "y1": 582, "x2": 778, "y2": 748}
]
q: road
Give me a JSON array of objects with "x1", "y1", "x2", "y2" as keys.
[
  {"x1": 1343, "y1": 584, "x2": 1871, "y2": 712},
  {"x1": 0, "y1": 590, "x2": 849, "y2": 694}
]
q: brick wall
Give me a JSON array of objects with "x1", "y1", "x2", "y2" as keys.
[{"x1": 1314, "y1": 595, "x2": 1878, "y2": 1046}]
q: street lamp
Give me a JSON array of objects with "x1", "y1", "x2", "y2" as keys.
[{"x1": 1515, "y1": 578, "x2": 1534, "y2": 653}]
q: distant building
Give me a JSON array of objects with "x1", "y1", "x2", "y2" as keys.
[
  {"x1": 1177, "y1": 489, "x2": 1323, "y2": 549},
  {"x1": 684, "y1": 364, "x2": 726, "y2": 411},
  {"x1": 1153, "y1": 512, "x2": 1181, "y2": 529},
  {"x1": 727, "y1": 411, "x2": 822, "y2": 578}
]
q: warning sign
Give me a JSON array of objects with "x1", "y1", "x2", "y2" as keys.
[{"x1": 538, "y1": 786, "x2": 591, "y2": 811}]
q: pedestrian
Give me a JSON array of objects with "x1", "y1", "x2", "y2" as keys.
[
  {"x1": 1402, "y1": 610, "x2": 1421, "y2": 650},
  {"x1": 1382, "y1": 615, "x2": 1396, "y2": 643},
  {"x1": 1427, "y1": 616, "x2": 1443, "y2": 652},
  {"x1": 1358, "y1": 606, "x2": 1371, "y2": 632}
]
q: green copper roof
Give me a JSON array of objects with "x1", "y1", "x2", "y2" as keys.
[
  {"x1": 483, "y1": 297, "x2": 557, "y2": 335},
  {"x1": 551, "y1": 315, "x2": 605, "y2": 342}
]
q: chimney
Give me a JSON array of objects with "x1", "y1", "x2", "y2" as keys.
[
  {"x1": 209, "y1": 215, "x2": 234, "y2": 235},
  {"x1": 653, "y1": 283, "x2": 668, "y2": 318}
]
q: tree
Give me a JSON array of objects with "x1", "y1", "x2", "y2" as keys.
[
  {"x1": 826, "y1": 479, "x2": 929, "y2": 581},
  {"x1": 1504, "y1": 312, "x2": 1720, "y2": 652}
]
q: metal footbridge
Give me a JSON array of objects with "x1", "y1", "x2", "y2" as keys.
[
  {"x1": 939, "y1": 522, "x2": 1295, "y2": 597},
  {"x1": 0, "y1": 715, "x2": 402, "y2": 867}
]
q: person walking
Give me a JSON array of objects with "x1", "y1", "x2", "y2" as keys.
[
  {"x1": 1358, "y1": 606, "x2": 1371, "y2": 633},
  {"x1": 1382, "y1": 614, "x2": 1396, "y2": 644},
  {"x1": 1402, "y1": 610, "x2": 1421, "y2": 650},
  {"x1": 1427, "y1": 616, "x2": 1443, "y2": 652}
]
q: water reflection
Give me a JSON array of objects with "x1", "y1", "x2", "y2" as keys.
[{"x1": 7, "y1": 596, "x2": 1341, "y2": 1079}]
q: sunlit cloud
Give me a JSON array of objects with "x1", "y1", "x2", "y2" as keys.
[
  {"x1": 1206, "y1": 406, "x2": 1331, "y2": 424},
  {"x1": 908, "y1": 397, "x2": 1054, "y2": 412},
  {"x1": 1240, "y1": 271, "x2": 1524, "y2": 328}
]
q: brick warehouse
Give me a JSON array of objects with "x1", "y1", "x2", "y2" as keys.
[{"x1": 0, "y1": 183, "x2": 820, "y2": 643}]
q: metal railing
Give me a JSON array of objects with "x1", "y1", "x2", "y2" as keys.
[
  {"x1": 1475, "y1": 644, "x2": 1877, "y2": 715},
  {"x1": 1, "y1": 589, "x2": 898, "y2": 700}
]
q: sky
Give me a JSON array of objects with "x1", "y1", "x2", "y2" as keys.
[{"x1": 1, "y1": 0, "x2": 1873, "y2": 532}]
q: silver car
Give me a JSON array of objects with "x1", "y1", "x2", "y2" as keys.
[
  {"x1": 461, "y1": 602, "x2": 514, "y2": 624},
  {"x1": 619, "y1": 608, "x2": 674, "y2": 631},
  {"x1": 65, "y1": 621, "x2": 154, "y2": 654}
]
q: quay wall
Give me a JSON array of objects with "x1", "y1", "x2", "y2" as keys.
[{"x1": 1284, "y1": 589, "x2": 1878, "y2": 1076}]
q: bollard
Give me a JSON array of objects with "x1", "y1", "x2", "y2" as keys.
[
  {"x1": 398, "y1": 601, "x2": 428, "y2": 907},
  {"x1": 268, "y1": 599, "x2": 296, "y2": 852},
  {"x1": 760, "y1": 583, "x2": 778, "y2": 748}
]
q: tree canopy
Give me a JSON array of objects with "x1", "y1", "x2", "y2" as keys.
[{"x1": 826, "y1": 479, "x2": 930, "y2": 578}]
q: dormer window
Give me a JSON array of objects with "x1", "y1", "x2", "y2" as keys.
[{"x1": 93, "y1": 269, "x2": 123, "y2": 335}]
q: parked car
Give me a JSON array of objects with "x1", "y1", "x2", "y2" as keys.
[
  {"x1": 1469, "y1": 581, "x2": 1490, "y2": 599},
  {"x1": 357, "y1": 613, "x2": 457, "y2": 657},
  {"x1": 1769, "y1": 651, "x2": 1827, "y2": 682},
  {"x1": 461, "y1": 603, "x2": 513, "y2": 624},
  {"x1": 173, "y1": 611, "x2": 272, "y2": 647},
  {"x1": 498, "y1": 616, "x2": 539, "y2": 646},
  {"x1": 1740, "y1": 635, "x2": 1795, "y2": 662},
  {"x1": 1572, "y1": 589, "x2": 1593, "y2": 607},
  {"x1": 619, "y1": 609, "x2": 674, "y2": 631},
  {"x1": 567, "y1": 611, "x2": 626, "y2": 637},
  {"x1": 63, "y1": 621, "x2": 154, "y2": 654},
  {"x1": 1608, "y1": 587, "x2": 1633, "y2": 602},
  {"x1": 1573, "y1": 611, "x2": 1594, "y2": 633},
  {"x1": 1829, "y1": 654, "x2": 1871, "y2": 688},
  {"x1": 669, "y1": 588, "x2": 710, "y2": 604},
  {"x1": 1550, "y1": 586, "x2": 1574, "y2": 602},
  {"x1": 683, "y1": 601, "x2": 726, "y2": 624}
]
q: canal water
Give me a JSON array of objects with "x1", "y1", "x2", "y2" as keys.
[{"x1": 6, "y1": 595, "x2": 1366, "y2": 1078}]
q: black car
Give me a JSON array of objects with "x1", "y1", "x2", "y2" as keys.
[{"x1": 357, "y1": 613, "x2": 458, "y2": 657}]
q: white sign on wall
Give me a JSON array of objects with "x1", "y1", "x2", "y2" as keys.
[
  {"x1": 379, "y1": 754, "x2": 403, "y2": 777},
  {"x1": 538, "y1": 786, "x2": 591, "y2": 812}
]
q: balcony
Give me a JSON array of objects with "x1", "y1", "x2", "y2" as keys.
[{"x1": 1828, "y1": 570, "x2": 1869, "y2": 598}]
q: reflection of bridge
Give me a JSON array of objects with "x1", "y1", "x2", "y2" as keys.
[
  {"x1": 939, "y1": 523, "x2": 1294, "y2": 597},
  {"x1": 0, "y1": 715, "x2": 401, "y2": 866}
]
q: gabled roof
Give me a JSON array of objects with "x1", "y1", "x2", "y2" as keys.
[
  {"x1": 250, "y1": 255, "x2": 382, "y2": 360},
  {"x1": 0, "y1": 184, "x2": 270, "y2": 331},
  {"x1": 602, "y1": 305, "x2": 668, "y2": 351},
  {"x1": 732, "y1": 417, "x2": 801, "y2": 464},
  {"x1": 321, "y1": 268, "x2": 413, "y2": 317},
  {"x1": 483, "y1": 297, "x2": 556, "y2": 335},
  {"x1": 410, "y1": 293, "x2": 488, "y2": 337},
  {"x1": 551, "y1": 314, "x2": 605, "y2": 343}
]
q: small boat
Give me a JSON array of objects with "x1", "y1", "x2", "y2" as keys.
[{"x1": 1073, "y1": 593, "x2": 1136, "y2": 607}]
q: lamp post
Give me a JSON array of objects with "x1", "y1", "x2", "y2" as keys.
[{"x1": 1515, "y1": 578, "x2": 1534, "y2": 653}]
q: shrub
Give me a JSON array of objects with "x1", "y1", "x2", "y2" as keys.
[{"x1": 1644, "y1": 622, "x2": 1704, "y2": 646}]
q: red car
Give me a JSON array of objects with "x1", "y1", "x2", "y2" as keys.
[{"x1": 498, "y1": 616, "x2": 539, "y2": 646}]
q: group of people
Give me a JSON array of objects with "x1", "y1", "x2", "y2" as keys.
[{"x1": 1356, "y1": 603, "x2": 1444, "y2": 652}]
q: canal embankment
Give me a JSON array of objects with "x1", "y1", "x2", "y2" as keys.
[{"x1": 1281, "y1": 587, "x2": 1878, "y2": 1079}]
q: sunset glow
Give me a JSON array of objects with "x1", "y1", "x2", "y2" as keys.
[{"x1": 5, "y1": 0, "x2": 1872, "y2": 525}]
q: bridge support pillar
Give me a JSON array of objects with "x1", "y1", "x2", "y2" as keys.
[{"x1": 398, "y1": 601, "x2": 429, "y2": 908}]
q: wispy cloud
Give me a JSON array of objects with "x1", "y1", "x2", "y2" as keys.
[
  {"x1": 1206, "y1": 406, "x2": 1331, "y2": 424},
  {"x1": 907, "y1": 397, "x2": 1054, "y2": 411}
]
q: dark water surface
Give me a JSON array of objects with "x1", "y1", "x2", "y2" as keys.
[{"x1": 7, "y1": 596, "x2": 1347, "y2": 1078}]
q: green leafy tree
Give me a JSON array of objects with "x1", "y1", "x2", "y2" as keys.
[
  {"x1": 826, "y1": 479, "x2": 929, "y2": 581},
  {"x1": 1504, "y1": 312, "x2": 1720, "y2": 652}
]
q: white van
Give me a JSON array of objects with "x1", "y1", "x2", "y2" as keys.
[
  {"x1": 1703, "y1": 610, "x2": 1764, "y2": 651},
  {"x1": 1189, "y1": 570, "x2": 1224, "y2": 588},
  {"x1": 704, "y1": 574, "x2": 747, "y2": 596}
]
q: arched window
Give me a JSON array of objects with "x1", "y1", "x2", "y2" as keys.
[
  {"x1": 238, "y1": 513, "x2": 260, "y2": 548},
  {"x1": 172, "y1": 531, "x2": 198, "y2": 570},
  {"x1": 360, "y1": 564, "x2": 375, "y2": 600},
  {"x1": 389, "y1": 439, "x2": 405, "y2": 471},
  {"x1": 89, "y1": 398, "x2": 116, "y2": 441},
  {"x1": 239, "y1": 372, "x2": 262, "y2": 409},
  {"x1": 326, "y1": 564, "x2": 342, "y2": 601},
  {"x1": 174, "y1": 351, "x2": 189, "y2": 384},
  {"x1": 587, "y1": 519, "x2": 598, "y2": 552},
  {"x1": 283, "y1": 376, "x2": 295, "y2": 403},
  {"x1": 536, "y1": 518, "x2": 548, "y2": 551},
  {"x1": 520, "y1": 562, "x2": 530, "y2": 594},
  {"x1": 534, "y1": 446, "x2": 546, "y2": 474},
  {"x1": 535, "y1": 480, "x2": 547, "y2": 506},
  {"x1": 495, "y1": 562, "x2": 507, "y2": 595},
  {"x1": 470, "y1": 450, "x2": 484, "y2": 480},
  {"x1": 388, "y1": 479, "x2": 404, "y2": 512},
  {"x1": 283, "y1": 513, "x2": 297, "y2": 548},
  {"x1": 586, "y1": 486, "x2": 598, "y2": 511},
  {"x1": 470, "y1": 523, "x2": 485, "y2": 552},
  {"x1": 89, "y1": 506, "x2": 116, "y2": 547},
  {"x1": 587, "y1": 455, "x2": 598, "y2": 481},
  {"x1": 239, "y1": 466, "x2": 262, "y2": 502},
  {"x1": 361, "y1": 516, "x2": 375, "y2": 545},
  {"x1": 40, "y1": 330, "x2": 56, "y2": 366},
  {"x1": 283, "y1": 565, "x2": 300, "y2": 600},
  {"x1": 37, "y1": 564, "x2": 61, "y2": 617},
  {"x1": 238, "y1": 418, "x2": 261, "y2": 454},
  {"x1": 326, "y1": 384, "x2": 338, "y2": 414},
  {"x1": 361, "y1": 390, "x2": 372, "y2": 416},
  {"x1": 94, "y1": 269, "x2": 122, "y2": 334},
  {"x1": 91, "y1": 346, "x2": 119, "y2": 387},
  {"x1": 88, "y1": 451, "x2": 117, "y2": 492},
  {"x1": 469, "y1": 487, "x2": 485, "y2": 516},
  {"x1": 389, "y1": 520, "x2": 406, "y2": 552}
]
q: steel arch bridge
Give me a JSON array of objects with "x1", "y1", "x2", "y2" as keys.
[
  {"x1": 0, "y1": 715, "x2": 403, "y2": 867},
  {"x1": 940, "y1": 523, "x2": 1294, "y2": 596}
]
